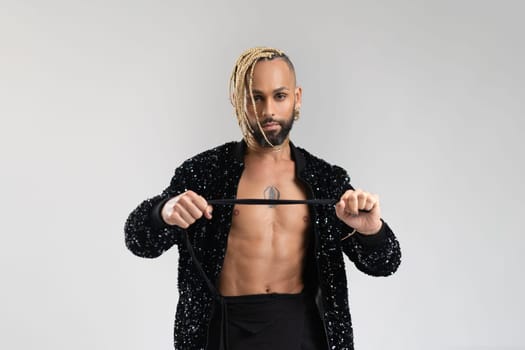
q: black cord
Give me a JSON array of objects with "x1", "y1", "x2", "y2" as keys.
[
  {"x1": 207, "y1": 198, "x2": 370, "y2": 213},
  {"x1": 207, "y1": 198, "x2": 337, "y2": 205}
]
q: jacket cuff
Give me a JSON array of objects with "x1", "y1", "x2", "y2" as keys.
[
  {"x1": 355, "y1": 219, "x2": 389, "y2": 248},
  {"x1": 150, "y1": 197, "x2": 171, "y2": 230}
]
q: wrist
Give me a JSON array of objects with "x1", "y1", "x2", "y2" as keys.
[
  {"x1": 151, "y1": 197, "x2": 172, "y2": 230},
  {"x1": 358, "y1": 220, "x2": 383, "y2": 235}
]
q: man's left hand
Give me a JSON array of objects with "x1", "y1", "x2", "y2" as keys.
[{"x1": 335, "y1": 189, "x2": 383, "y2": 235}]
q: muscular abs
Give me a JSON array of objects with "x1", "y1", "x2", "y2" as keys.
[{"x1": 218, "y1": 158, "x2": 310, "y2": 296}]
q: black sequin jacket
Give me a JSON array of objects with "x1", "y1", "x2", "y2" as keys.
[{"x1": 125, "y1": 141, "x2": 401, "y2": 350}]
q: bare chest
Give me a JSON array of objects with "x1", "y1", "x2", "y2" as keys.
[
  {"x1": 231, "y1": 162, "x2": 310, "y2": 235},
  {"x1": 218, "y1": 160, "x2": 311, "y2": 295}
]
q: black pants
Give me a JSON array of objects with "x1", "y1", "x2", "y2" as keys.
[{"x1": 206, "y1": 290, "x2": 328, "y2": 350}]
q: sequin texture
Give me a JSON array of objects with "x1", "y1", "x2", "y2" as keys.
[{"x1": 124, "y1": 141, "x2": 401, "y2": 350}]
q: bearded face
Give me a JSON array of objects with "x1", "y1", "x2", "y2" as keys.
[
  {"x1": 239, "y1": 58, "x2": 302, "y2": 149},
  {"x1": 248, "y1": 107, "x2": 295, "y2": 147}
]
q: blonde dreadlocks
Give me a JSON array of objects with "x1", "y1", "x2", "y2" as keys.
[{"x1": 229, "y1": 47, "x2": 296, "y2": 149}]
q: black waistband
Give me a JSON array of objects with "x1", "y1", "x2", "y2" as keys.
[{"x1": 222, "y1": 290, "x2": 307, "y2": 304}]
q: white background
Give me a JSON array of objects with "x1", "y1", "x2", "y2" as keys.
[{"x1": 1, "y1": 0, "x2": 524, "y2": 349}]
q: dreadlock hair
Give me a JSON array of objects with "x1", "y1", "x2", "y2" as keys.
[{"x1": 229, "y1": 47, "x2": 296, "y2": 149}]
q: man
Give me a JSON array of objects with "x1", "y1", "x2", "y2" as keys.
[{"x1": 125, "y1": 47, "x2": 401, "y2": 350}]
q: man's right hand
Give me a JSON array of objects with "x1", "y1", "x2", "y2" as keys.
[{"x1": 161, "y1": 190, "x2": 213, "y2": 228}]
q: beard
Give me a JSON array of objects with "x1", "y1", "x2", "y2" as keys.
[{"x1": 249, "y1": 110, "x2": 295, "y2": 148}]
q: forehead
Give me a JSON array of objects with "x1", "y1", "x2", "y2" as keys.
[{"x1": 250, "y1": 58, "x2": 295, "y2": 90}]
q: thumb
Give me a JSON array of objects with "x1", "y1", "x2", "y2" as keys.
[
  {"x1": 204, "y1": 205, "x2": 213, "y2": 220},
  {"x1": 335, "y1": 199, "x2": 346, "y2": 215}
]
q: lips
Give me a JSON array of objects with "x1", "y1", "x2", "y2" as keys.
[{"x1": 262, "y1": 122, "x2": 280, "y2": 130}]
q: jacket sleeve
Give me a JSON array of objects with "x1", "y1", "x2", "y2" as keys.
[
  {"x1": 124, "y1": 163, "x2": 192, "y2": 258},
  {"x1": 340, "y1": 220, "x2": 401, "y2": 276},
  {"x1": 334, "y1": 166, "x2": 402, "y2": 277}
]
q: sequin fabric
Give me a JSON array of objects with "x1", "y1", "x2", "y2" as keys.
[{"x1": 124, "y1": 141, "x2": 401, "y2": 350}]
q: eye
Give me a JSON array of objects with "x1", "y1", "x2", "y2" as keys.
[
  {"x1": 275, "y1": 93, "x2": 287, "y2": 100},
  {"x1": 253, "y1": 95, "x2": 263, "y2": 102}
]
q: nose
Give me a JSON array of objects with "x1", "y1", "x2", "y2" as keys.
[{"x1": 262, "y1": 99, "x2": 275, "y2": 117}]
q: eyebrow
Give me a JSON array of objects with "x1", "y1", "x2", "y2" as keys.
[{"x1": 251, "y1": 87, "x2": 290, "y2": 94}]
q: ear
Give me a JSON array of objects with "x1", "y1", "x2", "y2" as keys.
[{"x1": 294, "y1": 86, "x2": 303, "y2": 109}]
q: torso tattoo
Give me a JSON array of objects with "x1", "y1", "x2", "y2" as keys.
[{"x1": 263, "y1": 186, "x2": 280, "y2": 208}]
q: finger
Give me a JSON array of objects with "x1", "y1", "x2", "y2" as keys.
[
  {"x1": 190, "y1": 195, "x2": 212, "y2": 220},
  {"x1": 340, "y1": 189, "x2": 353, "y2": 203},
  {"x1": 183, "y1": 192, "x2": 211, "y2": 219},
  {"x1": 346, "y1": 189, "x2": 359, "y2": 216},
  {"x1": 335, "y1": 199, "x2": 346, "y2": 217},
  {"x1": 178, "y1": 195, "x2": 205, "y2": 220},
  {"x1": 193, "y1": 195, "x2": 211, "y2": 215},
  {"x1": 170, "y1": 211, "x2": 189, "y2": 228},
  {"x1": 363, "y1": 196, "x2": 375, "y2": 211},
  {"x1": 174, "y1": 204, "x2": 196, "y2": 226},
  {"x1": 184, "y1": 190, "x2": 197, "y2": 198},
  {"x1": 180, "y1": 195, "x2": 207, "y2": 220},
  {"x1": 338, "y1": 189, "x2": 354, "y2": 213},
  {"x1": 372, "y1": 194, "x2": 381, "y2": 212},
  {"x1": 357, "y1": 191, "x2": 368, "y2": 210},
  {"x1": 364, "y1": 194, "x2": 378, "y2": 211}
]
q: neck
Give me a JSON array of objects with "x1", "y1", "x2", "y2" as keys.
[{"x1": 245, "y1": 138, "x2": 292, "y2": 161}]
